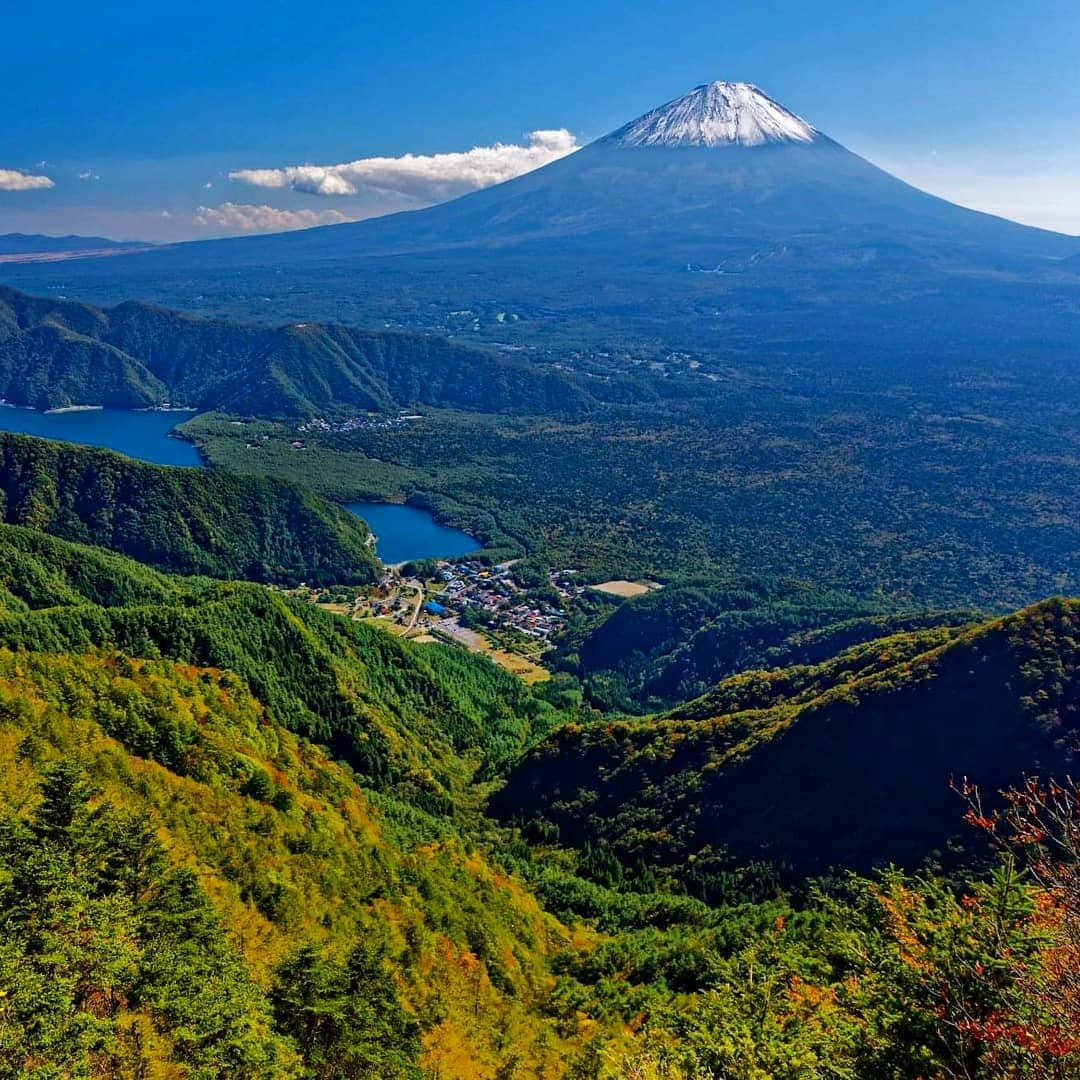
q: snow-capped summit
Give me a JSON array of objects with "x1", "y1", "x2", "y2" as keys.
[{"x1": 604, "y1": 81, "x2": 819, "y2": 148}]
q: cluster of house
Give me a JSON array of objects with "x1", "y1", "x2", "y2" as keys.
[
  {"x1": 430, "y1": 560, "x2": 576, "y2": 642},
  {"x1": 363, "y1": 570, "x2": 409, "y2": 618},
  {"x1": 297, "y1": 413, "x2": 422, "y2": 436},
  {"x1": 548, "y1": 569, "x2": 588, "y2": 603}
]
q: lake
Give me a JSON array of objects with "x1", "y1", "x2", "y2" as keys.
[
  {"x1": 344, "y1": 502, "x2": 479, "y2": 565},
  {"x1": 0, "y1": 406, "x2": 479, "y2": 563},
  {"x1": 0, "y1": 407, "x2": 203, "y2": 467}
]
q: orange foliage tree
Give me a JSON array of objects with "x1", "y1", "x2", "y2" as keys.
[{"x1": 953, "y1": 775, "x2": 1079, "y2": 1076}]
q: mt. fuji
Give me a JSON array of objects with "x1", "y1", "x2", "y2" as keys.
[
  {"x1": 604, "y1": 81, "x2": 819, "y2": 147},
  {"x1": 213, "y1": 78, "x2": 1075, "y2": 261},
  {"x1": 3, "y1": 81, "x2": 1078, "y2": 365}
]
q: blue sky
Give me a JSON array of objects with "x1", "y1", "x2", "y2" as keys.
[{"x1": 3, "y1": 0, "x2": 1079, "y2": 241}]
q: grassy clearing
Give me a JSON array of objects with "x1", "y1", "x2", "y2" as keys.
[{"x1": 591, "y1": 579, "x2": 658, "y2": 598}]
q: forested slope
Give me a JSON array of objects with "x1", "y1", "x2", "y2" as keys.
[
  {"x1": 0, "y1": 531, "x2": 557, "y2": 797},
  {"x1": 0, "y1": 648, "x2": 578, "y2": 1076},
  {"x1": 0, "y1": 522, "x2": 190, "y2": 609},
  {"x1": 0, "y1": 519, "x2": 1075, "y2": 1076},
  {"x1": 0, "y1": 285, "x2": 596, "y2": 416},
  {"x1": 0, "y1": 521, "x2": 583, "y2": 1074},
  {"x1": 0, "y1": 432, "x2": 379, "y2": 583},
  {"x1": 572, "y1": 577, "x2": 975, "y2": 712},
  {"x1": 495, "y1": 599, "x2": 1080, "y2": 876}
]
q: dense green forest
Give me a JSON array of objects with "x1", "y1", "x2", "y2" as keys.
[
  {"x1": 0, "y1": 521, "x2": 1075, "y2": 1076},
  {"x1": 0, "y1": 523, "x2": 560, "y2": 795},
  {"x1": 0, "y1": 432, "x2": 379, "y2": 584},
  {"x1": 0, "y1": 643, "x2": 575, "y2": 1075},
  {"x1": 0, "y1": 522, "x2": 189, "y2": 610},
  {"x1": 183, "y1": 375, "x2": 1079, "y2": 609},
  {"x1": 0, "y1": 285, "x2": 605, "y2": 416},
  {"x1": 565, "y1": 577, "x2": 973, "y2": 712},
  {"x1": 494, "y1": 599, "x2": 1080, "y2": 878}
]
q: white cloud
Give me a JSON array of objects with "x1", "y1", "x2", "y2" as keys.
[
  {"x1": 193, "y1": 202, "x2": 354, "y2": 234},
  {"x1": 229, "y1": 129, "x2": 579, "y2": 201},
  {"x1": 77, "y1": 170, "x2": 101, "y2": 182},
  {"x1": 203, "y1": 181, "x2": 214, "y2": 189},
  {"x1": 0, "y1": 168, "x2": 54, "y2": 192}
]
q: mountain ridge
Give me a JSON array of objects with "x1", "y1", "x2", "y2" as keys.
[
  {"x1": 0, "y1": 284, "x2": 599, "y2": 415},
  {"x1": 0, "y1": 233, "x2": 149, "y2": 255},
  {"x1": 492, "y1": 597, "x2": 1080, "y2": 876}
]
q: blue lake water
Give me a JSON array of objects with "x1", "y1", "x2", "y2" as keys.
[
  {"x1": 0, "y1": 407, "x2": 203, "y2": 467},
  {"x1": 0, "y1": 405, "x2": 479, "y2": 562},
  {"x1": 344, "y1": 502, "x2": 479, "y2": 564}
]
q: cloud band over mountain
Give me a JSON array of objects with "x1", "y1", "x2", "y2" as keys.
[
  {"x1": 194, "y1": 203, "x2": 353, "y2": 233},
  {"x1": 228, "y1": 129, "x2": 579, "y2": 201}
]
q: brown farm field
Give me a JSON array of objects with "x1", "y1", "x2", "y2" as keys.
[{"x1": 590, "y1": 579, "x2": 661, "y2": 598}]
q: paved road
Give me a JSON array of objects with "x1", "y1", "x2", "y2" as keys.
[{"x1": 402, "y1": 579, "x2": 424, "y2": 632}]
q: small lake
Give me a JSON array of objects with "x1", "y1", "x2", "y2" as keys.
[
  {"x1": 0, "y1": 406, "x2": 480, "y2": 563},
  {"x1": 0, "y1": 407, "x2": 202, "y2": 467},
  {"x1": 345, "y1": 502, "x2": 479, "y2": 564}
]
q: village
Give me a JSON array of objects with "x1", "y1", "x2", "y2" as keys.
[
  {"x1": 426, "y1": 560, "x2": 582, "y2": 640},
  {"x1": 291, "y1": 559, "x2": 593, "y2": 684},
  {"x1": 289, "y1": 553, "x2": 665, "y2": 685},
  {"x1": 296, "y1": 412, "x2": 422, "y2": 436}
]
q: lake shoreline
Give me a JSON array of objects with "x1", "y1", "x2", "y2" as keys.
[
  {"x1": 0, "y1": 407, "x2": 203, "y2": 467},
  {"x1": 344, "y1": 501, "x2": 480, "y2": 564},
  {"x1": 0, "y1": 406, "x2": 480, "y2": 561}
]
